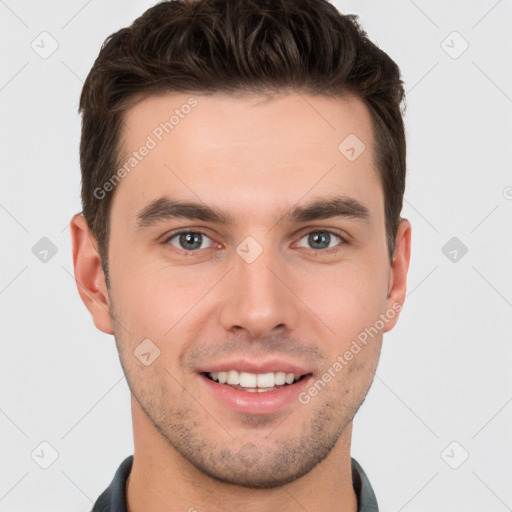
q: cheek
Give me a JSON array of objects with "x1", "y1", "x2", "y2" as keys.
[
  {"x1": 297, "y1": 257, "x2": 389, "y2": 342},
  {"x1": 108, "y1": 250, "x2": 218, "y2": 338}
]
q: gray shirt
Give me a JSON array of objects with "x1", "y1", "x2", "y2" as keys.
[{"x1": 92, "y1": 455, "x2": 379, "y2": 511}]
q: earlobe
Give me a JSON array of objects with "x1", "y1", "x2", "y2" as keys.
[
  {"x1": 70, "y1": 213, "x2": 114, "y2": 335},
  {"x1": 384, "y1": 218, "x2": 411, "y2": 332}
]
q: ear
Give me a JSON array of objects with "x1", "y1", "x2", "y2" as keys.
[
  {"x1": 383, "y1": 218, "x2": 411, "y2": 332},
  {"x1": 70, "y1": 213, "x2": 114, "y2": 335}
]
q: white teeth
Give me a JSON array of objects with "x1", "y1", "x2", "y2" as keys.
[
  {"x1": 274, "y1": 371, "x2": 286, "y2": 385},
  {"x1": 226, "y1": 370, "x2": 239, "y2": 385},
  {"x1": 207, "y1": 370, "x2": 303, "y2": 388},
  {"x1": 256, "y1": 372, "x2": 274, "y2": 388},
  {"x1": 239, "y1": 372, "x2": 257, "y2": 387}
]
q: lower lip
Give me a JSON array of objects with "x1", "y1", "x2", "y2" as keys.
[{"x1": 198, "y1": 373, "x2": 313, "y2": 415}]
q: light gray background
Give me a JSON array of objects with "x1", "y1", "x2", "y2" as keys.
[{"x1": 1, "y1": 1, "x2": 511, "y2": 511}]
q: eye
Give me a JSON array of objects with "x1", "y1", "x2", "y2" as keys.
[
  {"x1": 296, "y1": 230, "x2": 344, "y2": 251},
  {"x1": 165, "y1": 231, "x2": 214, "y2": 252}
]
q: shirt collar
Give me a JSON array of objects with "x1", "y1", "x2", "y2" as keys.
[
  {"x1": 351, "y1": 458, "x2": 379, "y2": 512},
  {"x1": 92, "y1": 455, "x2": 379, "y2": 511}
]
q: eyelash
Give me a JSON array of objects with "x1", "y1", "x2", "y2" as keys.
[{"x1": 162, "y1": 229, "x2": 348, "y2": 256}]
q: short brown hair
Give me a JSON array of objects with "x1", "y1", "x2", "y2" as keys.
[{"x1": 79, "y1": 0, "x2": 406, "y2": 285}]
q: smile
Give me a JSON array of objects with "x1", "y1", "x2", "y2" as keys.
[{"x1": 204, "y1": 370, "x2": 307, "y2": 392}]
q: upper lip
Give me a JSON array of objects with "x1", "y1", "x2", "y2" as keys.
[{"x1": 196, "y1": 358, "x2": 312, "y2": 376}]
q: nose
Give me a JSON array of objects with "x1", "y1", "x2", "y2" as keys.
[{"x1": 218, "y1": 243, "x2": 300, "y2": 340}]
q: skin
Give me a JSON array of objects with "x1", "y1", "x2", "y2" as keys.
[{"x1": 71, "y1": 92, "x2": 411, "y2": 512}]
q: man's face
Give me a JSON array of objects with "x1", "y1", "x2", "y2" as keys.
[{"x1": 101, "y1": 92, "x2": 404, "y2": 487}]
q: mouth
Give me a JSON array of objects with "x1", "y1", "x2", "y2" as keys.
[
  {"x1": 197, "y1": 365, "x2": 314, "y2": 415},
  {"x1": 203, "y1": 370, "x2": 310, "y2": 393}
]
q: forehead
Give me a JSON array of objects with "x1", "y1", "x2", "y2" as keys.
[{"x1": 112, "y1": 92, "x2": 382, "y2": 225}]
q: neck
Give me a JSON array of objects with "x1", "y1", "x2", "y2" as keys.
[{"x1": 126, "y1": 396, "x2": 358, "y2": 512}]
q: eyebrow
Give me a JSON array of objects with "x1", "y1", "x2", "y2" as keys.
[
  {"x1": 285, "y1": 196, "x2": 370, "y2": 224},
  {"x1": 135, "y1": 195, "x2": 370, "y2": 229},
  {"x1": 135, "y1": 197, "x2": 232, "y2": 228}
]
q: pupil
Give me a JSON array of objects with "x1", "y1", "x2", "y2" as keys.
[
  {"x1": 309, "y1": 232, "x2": 330, "y2": 249},
  {"x1": 180, "y1": 232, "x2": 202, "y2": 250}
]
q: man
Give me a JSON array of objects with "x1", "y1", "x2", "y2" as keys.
[{"x1": 70, "y1": 0, "x2": 411, "y2": 510}]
